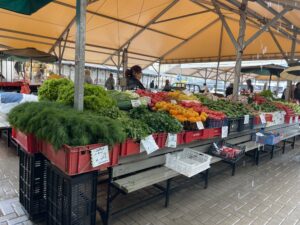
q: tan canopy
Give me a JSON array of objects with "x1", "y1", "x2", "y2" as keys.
[{"x1": 0, "y1": 0, "x2": 299, "y2": 68}]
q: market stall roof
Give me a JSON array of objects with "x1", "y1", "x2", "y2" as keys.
[
  {"x1": 280, "y1": 66, "x2": 300, "y2": 81},
  {"x1": 241, "y1": 64, "x2": 286, "y2": 77},
  {"x1": 0, "y1": 0, "x2": 300, "y2": 68},
  {"x1": 0, "y1": 47, "x2": 58, "y2": 62}
]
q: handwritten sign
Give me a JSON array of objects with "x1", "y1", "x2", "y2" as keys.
[
  {"x1": 244, "y1": 115, "x2": 249, "y2": 124},
  {"x1": 166, "y1": 133, "x2": 177, "y2": 148},
  {"x1": 131, "y1": 99, "x2": 141, "y2": 108},
  {"x1": 260, "y1": 114, "x2": 266, "y2": 124},
  {"x1": 90, "y1": 146, "x2": 110, "y2": 168},
  {"x1": 222, "y1": 126, "x2": 228, "y2": 138},
  {"x1": 141, "y1": 135, "x2": 159, "y2": 154},
  {"x1": 196, "y1": 121, "x2": 204, "y2": 130}
]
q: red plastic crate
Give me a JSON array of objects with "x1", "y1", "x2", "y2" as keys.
[
  {"x1": 254, "y1": 114, "x2": 273, "y2": 125},
  {"x1": 265, "y1": 114, "x2": 273, "y2": 122},
  {"x1": 155, "y1": 133, "x2": 167, "y2": 149},
  {"x1": 184, "y1": 130, "x2": 204, "y2": 143},
  {"x1": 40, "y1": 141, "x2": 120, "y2": 176},
  {"x1": 11, "y1": 128, "x2": 39, "y2": 154},
  {"x1": 120, "y1": 139, "x2": 140, "y2": 157},
  {"x1": 177, "y1": 132, "x2": 185, "y2": 145},
  {"x1": 285, "y1": 115, "x2": 295, "y2": 124},
  {"x1": 208, "y1": 128, "x2": 221, "y2": 138}
]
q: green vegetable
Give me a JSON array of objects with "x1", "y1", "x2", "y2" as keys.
[
  {"x1": 129, "y1": 106, "x2": 183, "y2": 133},
  {"x1": 8, "y1": 102, "x2": 126, "y2": 150},
  {"x1": 259, "y1": 90, "x2": 273, "y2": 99},
  {"x1": 38, "y1": 78, "x2": 72, "y2": 101},
  {"x1": 251, "y1": 102, "x2": 277, "y2": 112}
]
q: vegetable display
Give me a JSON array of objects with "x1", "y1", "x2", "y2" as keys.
[
  {"x1": 129, "y1": 106, "x2": 183, "y2": 133},
  {"x1": 38, "y1": 78, "x2": 72, "y2": 101},
  {"x1": 8, "y1": 102, "x2": 126, "y2": 149}
]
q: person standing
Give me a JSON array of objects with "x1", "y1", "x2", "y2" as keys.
[
  {"x1": 126, "y1": 65, "x2": 145, "y2": 90},
  {"x1": 84, "y1": 69, "x2": 93, "y2": 84},
  {"x1": 163, "y1": 79, "x2": 171, "y2": 92},
  {"x1": 150, "y1": 80, "x2": 155, "y2": 89},
  {"x1": 105, "y1": 73, "x2": 115, "y2": 90},
  {"x1": 294, "y1": 82, "x2": 300, "y2": 102},
  {"x1": 246, "y1": 79, "x2": 254, "y2": 93},
  {"x1": 225, "y1": 83, "x2": 233, "y2": 97}
]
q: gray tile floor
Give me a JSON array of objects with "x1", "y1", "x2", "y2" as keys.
[{"x1": 1, "y1": 137, "x2": 300, "y2": 225}]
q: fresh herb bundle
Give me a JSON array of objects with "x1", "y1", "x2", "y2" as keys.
[{"x1": 8, "y1": 102, "x2": 126, "y2": 150}]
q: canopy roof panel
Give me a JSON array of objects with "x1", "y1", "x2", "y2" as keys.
[{"x1": 0, "y1": 0, "x2": 299, "y2": 67}]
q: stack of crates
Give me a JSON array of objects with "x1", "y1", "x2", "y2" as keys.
[{"x1": 19, "y1": 149, "x2": 48, "y2": 220}]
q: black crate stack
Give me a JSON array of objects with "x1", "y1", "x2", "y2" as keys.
[
  {"x1": 19, "y1": 149, "x2": 48, "y2": 220},
  {"x1": 46, "y1": 164, "x2": 97, "y2": 225}
]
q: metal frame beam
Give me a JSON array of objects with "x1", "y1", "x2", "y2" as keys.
[
  {"x1": 102, "y1": 0, "x2": 180, "y2": 65},
  {"x1": 290, "y1": 31, "x2": 298, "y2": 63},
  {"x1": 210, "y1": 0, "x2": 238, "y2": 49},
  {"x1": 269, "y1": 28, "x2": 289, "y2": 64},
  {"x1": 154, "y1": 10, "x2": 210, "y2": 24},
  {"x1": 143, "y1": 17, "x2": 220, "y2": 69},
  {"x1": 244, "y1": 8, "x2": 291, "y2": 48},
  {"x1": 54, "y1": 0, "x2": 185, "y2": 41}
]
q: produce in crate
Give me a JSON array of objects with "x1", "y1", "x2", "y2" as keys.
[
  {"x1": 129, "y1": 106, "x2": 183, "y2": 133},
  {"x1": 135, "y1": 89, "x2": 168, "y2": 106},
  {"x1": 250, "y1": 102, "x2": 278, "y2": 113},
  {"x1": 153, "y1": 101, "x2": 206, "y2": 123},
  {"x1": 166, "y1": 91, "x2": 198, "y2": 101},
  {"x1": 8, "y1": 102, "x2": 126, "y2": 150}
]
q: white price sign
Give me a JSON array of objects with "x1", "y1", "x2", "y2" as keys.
[
  {"x1": 244, "y1": 115, "x2": 249, "y2": 124},
  {"x1": 166, "y1": 133, "x2": 177, "y2": 148},
  {"x1": 171, "y1": 100, "x2": 177, "y2": 104},
  {"x1": 260, "y1": 114, "x2": 266, "y2": 124},
  {"x1": 222, "y1": 126, "x2": 228, "y2": 138},
  {"x1": 196, "y1": 121, "x2": 204, "y2": 130},
  {"x1": 90, "y1": 146, "x2": 110, "y2": 168},
  {"x1": 131, "y1": 99, "x2": 141, "y2": 108},
  {"x1": 290, "y1": 117, "x2": 293, "y2": 124},
  {"x1": 295, "y1": 116, "x2": 299, "y2": 124},
  {"x1": 140, "y1": 135, "x2": 159, "y2": 154}
]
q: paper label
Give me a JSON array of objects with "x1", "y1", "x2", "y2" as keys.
[
  {"x1": 222, "y1": 126, "x2": 228, "y2": 138},
  {"x1": 166, "y1": 133, "x2": 177, "y2": 148},
  {"x1": 171, "y1": 100, "x2": 177, "y2": 104},
  {"x1": 90, "y1": 146, "x2": 110, "y2": 168},
  {"x1": 290, "y1": 117, "x2": 293, "y2": 124},
  {"x1": 131, "y1": 99, "x2": 141, "y2": 108},
  {"x1": 141, "y1": 135, "x2": 159, "y2": 154},
  {"x1": 196, "y1": 121, "x2": 204, "y2": 130},
  {"x1": 244, "y1": 115, "x2": 249, "y2": 124},
  {"x1": 295, "y1": 116, "x2": 299, "y2": 124},
  {"x1": 260, "y1": 114, "x2": 266, "y2": 124}
]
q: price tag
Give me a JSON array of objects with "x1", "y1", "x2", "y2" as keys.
[
  {"x1": 260, "y1": 114, "x2": 266, "y2": 124},
  {"x1": 140, "y1": 135, "x2": 159, "y2": 154},
  {"x1": 244, "y1": 115, "x2": 249, "y2": 124},
  {"x1": 171, "y1": 100, "x2": 177, "y2": 104},
  {"x1": 131, "y1": 99, "x2": 141, "y2": 108},
  {"x1": 222, "y1": 126, "x2": 228, "y2": 138},
  {"x1": 183, "y1": 90, "x2": 191, "y2": 96},
  {"x1": 196, "y1": 121, "x2": 204, "y2": 130},
  {"x1": 90, "y1": 146, "x2": 110, "y2": 168},
  {"x1": 290, "y1": 117, "x2": 293, "y2": 124},
  {"x1": 295, "y1": 116, "x2": 299, "y2": 124},
  {"x1": 166, "y1": 133, "x2": 177, "y2": 148}
]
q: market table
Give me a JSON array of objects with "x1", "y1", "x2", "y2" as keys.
[{"x1": 0, "y1": 121, "x2": 11, "y2": 147}]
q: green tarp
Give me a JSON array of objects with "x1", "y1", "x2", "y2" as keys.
[
  {"x1": 0, "y1": 0, "x2": 53, "y2": 15},
  {"x1": 0, "y1": 48, "x2": 57, "y2": 62}
]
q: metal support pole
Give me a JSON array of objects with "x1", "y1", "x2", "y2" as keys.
[
  {"x1": 158, "y1": 62, "x2": 161, "y2": 88},
  {"x1": 30, "y1": 58, "x2": 33, "y2": 82},
  {"x1": 74, "y1": 0, "x2": 87, "y2": 111},
  {"x1": 215, "y1": 22, "x2": 224, "y2": 93},
  {"x1": 233, "y1": 0, "x2": 248, "y2": 101},
  {"x1": 224, "y1": 72, "x2": 227, "y2": 91},
  {"x1": 122, "y1": 48, "x2": 128, "y2": 78},
  {"x1": 96, "y1": 68, "x2": 99, "y2": 85},
  {"x1": 58, "y1": 40, "x2": 62, "y2": 75}
]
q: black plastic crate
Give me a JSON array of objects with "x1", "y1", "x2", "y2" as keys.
[
  {"x1": 205, "y1": 118, "x2": 228, "y2": 128},
  {"x1": 210, "y1": 141, "x2": 245, "y2": 163},
  {"x1": 238, "y1": 116, "x2": 254, "y2": 132},
  {"x1": 47, "y1": 164, "x2": 97, "y2": 225},
  {"x1": 19, "y1": 149, "x2": 48, "y2": 220},
  {"x1": 228, "y1": 117, "x2": 242, "y2": 134}
]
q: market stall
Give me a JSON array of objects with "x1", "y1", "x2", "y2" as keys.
[{"x1": 6, "y1": 78, "x2": 300, "y2": 224}]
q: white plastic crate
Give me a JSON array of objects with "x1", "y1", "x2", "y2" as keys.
[{"x1": 165, "y1": 148, "x2": 211, "y2": 178}]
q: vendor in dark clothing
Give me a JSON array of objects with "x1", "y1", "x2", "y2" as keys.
[
  {"x1": 126, "y1": 65, "x2": 145, "y2": 90},
  {"x1": 246, "y1": 79, "x2": 254, "y2": 93},
  {"x1": 225, "y1": 83, "x2": 233, "y2": 97},
  {"x1": 294, "y1": 82, "x2": 300, "y2": 102}
]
